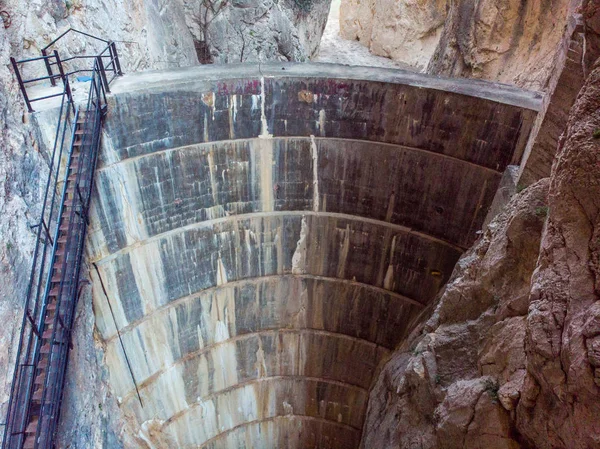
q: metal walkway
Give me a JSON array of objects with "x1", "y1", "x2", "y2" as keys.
[{"x1": 2, "y1": 30, "x2": 121, "y2": 449}]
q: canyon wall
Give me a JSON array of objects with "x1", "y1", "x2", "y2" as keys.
[
  {"x1": 340, "y1": 0, "x2": 577, "y2": 91},
  {"x1": 340, "y1": 0, "x2": 447, "y2": 71},
  {"x1": 360, "y1": 56, "x2": 600, "y2": 449},
  {"x1": 180, "y1": 0, "x2": 331, "y2": 63}
]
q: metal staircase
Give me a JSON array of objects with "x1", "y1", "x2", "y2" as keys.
[{"x1": 2, "y1": 30, "x2": 121, "y2": 449}]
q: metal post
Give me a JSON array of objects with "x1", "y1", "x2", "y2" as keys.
[
  {"x1": 10, "y1": 57, "x2": 33, "y2": 113},
  {"x1": 107, "y1": 43, "x2": 115, "y2": 75},
  {"x1": 110, "y1": 41, "x2": 122, "y2": 76},
  {"x1": 41, "y1": 49, "x2": 56, "y2": 87},
  {"x1": 96, "y1": 55, "x2": 110, "y2": 94},
  {"x1": 53, "y1": 50, "x2": 73, "y2": 105}
]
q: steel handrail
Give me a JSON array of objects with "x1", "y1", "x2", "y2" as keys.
[
  {"x1": 40, "y1": 62, "x2": 106, "y2": 448},
  {"x1": 4, "y1": 35, "x2": 115, "y2": 449},
  {"x1": 42, "y1": 28, "x2": 110, "y2": 52},
  {"x1": 2, "y1": 79, "x2": 71, "y2": 449},
  {"x1": 12, "y1": 33, "x2": 121, "y2": 112}
]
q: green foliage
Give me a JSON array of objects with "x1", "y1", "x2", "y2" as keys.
[
  {"x1": 6, "y1": 242, "x2": 12, "y2": 251},
  {"x1": 535, "y1": 205, "x2": 549, "y2": 217},
  {"x1": 434, "y1": 374, "x2": 441, "y2": 385},
  {"x1": 516, "y1": 183, "x2": 526, "y2": 194},
  {"x1": 593, "y1": 128, "x2": 600, "y2": 139},
  {"x1": 484, "y1": 378, "x2": 499, "y2": 402},
  {"x1": 65, "y1": 0, "x2": 82, "y2": 11}
]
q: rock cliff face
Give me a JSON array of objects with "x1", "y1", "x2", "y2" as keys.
[
  {"x1": 360, "y1": 59, "x2": 600, "y2": 449},
  {"x1": 427, "y1": 0, "x2": 576, "y2": 91},
  {"x1": 180, "y1": 0, "x2": 331, "y2": 63},
  {"x1": 515, "y1": 55, "x2": 600, "y2": 449},
  {"x1": 340, "y1": 0, "x2": 447, "y2": 70},
  {"x1": 361, "y1": 178, "x2": 549, "y2": 449},
  {"x1": 340, "y1": 0, "x2": 577, "y2": 91}
]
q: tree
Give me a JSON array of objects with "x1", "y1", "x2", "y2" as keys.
[{"x1": 191, "y1": 0, "x2": 229, "y2": 63}]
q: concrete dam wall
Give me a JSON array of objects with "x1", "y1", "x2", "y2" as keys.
[{"x1": 85, "y1": 63, "x2": 541, "y2": 448}]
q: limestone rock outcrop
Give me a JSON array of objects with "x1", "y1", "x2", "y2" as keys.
[
  {"x1": 361, "y1": 177, "x2": 549, "y2": 449},
  {"x1": 340, "y1": 0, "x2": 577, "y2": 91},
  {"x1": 181, "y1": 0, "x2": 332, "y2": 63},
  {"x1": 340, "y1": 0, "x2": 447, "y2": 70},
  {"x1": 360, "y1": 58, "x2": 600, "y2": 449},
  {"x1": 515, "y1": 56, "x2": 600, "y2": 449},
  {"x1": 427, "y1": 0, "x2": 575, "y2": 91}
]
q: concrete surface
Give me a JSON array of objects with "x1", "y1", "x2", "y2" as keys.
[{"x1": 85, "y1": 63, "x2": 540, "y2": 448}]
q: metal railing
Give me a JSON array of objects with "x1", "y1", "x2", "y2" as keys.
[
  {"x1": 3, "y1": 32, "x2": 117, "y2": 449},
  {"x1": 10, "y1": 28, "x2": 121, "y2": 113}
]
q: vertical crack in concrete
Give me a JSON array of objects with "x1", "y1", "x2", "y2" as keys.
[
  {"x1": 256, "y1": 75, "x2": 274, "y2": 213},
  {"x1": 207, "y1": 151, "x2": 219, "y2": 206},
  {"x1": 203, "y1": 114, "x2": 209, "y2": 142},
  {"x1": 259, "y1": 77, "x2": 272, "y2": 138},
  {"x1": 216, "y1": 258, "x2": 228, "y2": 286},
  {"x1": 467, "y1": 178, "x2": 489, "y2": 237},
  {"x1": 118, "y1": 167, "x2": 141, "y2": 244},
  {"x1": 318, "y1": 109, "x2": 326, "y2": 136},
  {"x1": 292, "y1": 216, "x2": 308, "y2": 274},
  {"x1": 310, "y1": 135, "x2": 319, "y2": 212},
  {"x1": 386, "y1": 191, "x2": 396, "y2": 222},
  {"x1": 258, "y1": 138, "x2": 274, "y2": 212},
  {"x1": 383, "y1": 235, "x2": 397, "y2": 290},
  {"x1": 255, "y1": 337, "x2": 268, "y2": 378},
  {"x1": 228, "y1": 95, "x2": 237, "y2": 140},
  {"x1": 337, "y1": 224, "x2": 351, "y2": 279}
]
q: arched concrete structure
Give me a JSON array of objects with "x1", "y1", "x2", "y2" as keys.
[{"x1": 87, "y1": 63, "x2": 541, "y2": 448}]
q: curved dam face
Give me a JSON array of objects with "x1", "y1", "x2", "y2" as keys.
[{"x1": 87, "y1": 63, "x2": 540, "y2": 448}]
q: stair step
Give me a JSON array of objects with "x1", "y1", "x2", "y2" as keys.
[
  {"x1": 47, "y1": 302, "x2": 57, "y2": 311},
  {"x1": 42, "y1": 328, "x2": 54, "y2": 339},
  {"x1": 38, "y1": 358, "x2": 58, "y2": 369},
  {"x1": 23, "y1": 435, "x2": 36, "y2": 449},
  {"x1": 32, "y1": 389, "x2": 43, "y2": 401},
  {"x1": 25, "y1": 418, "x2": 39, "y2": 434},
  {"x1": 34, "y1": 373, "x2": 45, "y2": 385},
  {"x1": 40, "y1": 344, "x2": 50, "y2": 354},
  {"x1": 49, "y1": 287, "x2": 60, "y2": 296}
]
